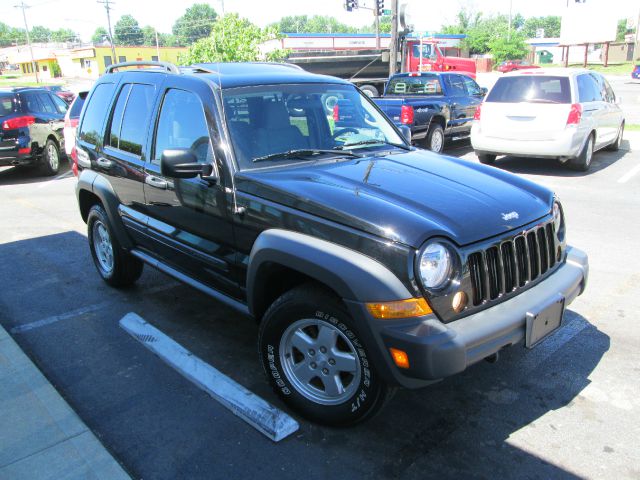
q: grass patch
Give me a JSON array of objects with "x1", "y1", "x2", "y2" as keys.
[
  {"x1": 543, "y1": 62, "x2": 636, "y2": 75},
  {"x1": 626, "y1": 124, "x2": 640, "y2": 132},
  {"x1": 0, "y1": 75, "x2": 60, "y2": 87}
]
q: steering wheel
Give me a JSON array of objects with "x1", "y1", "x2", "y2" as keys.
[{"x1": 332, "y1": 127, "x2": 359, "y2": 139}]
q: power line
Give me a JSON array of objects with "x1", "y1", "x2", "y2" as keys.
[{"x1": 14, "y1": 1, "x2": 39, "y2": 83}]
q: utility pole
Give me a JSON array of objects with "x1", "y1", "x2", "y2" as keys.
[
  {"x1": 155, "y1": 29, "x2": 160, "y2": 60},
  {"x1": 635, "y1": 6, "x2": 640, "y2": 61},
  {"x1": 97, "y1": 0, "x2": 117, "y2": 64},
  {"x1": 508, "y1": 0, "x2": 512, "y2": 41},
  {"x1": 375, "y1": 11, "x2": 380, "y2": 50},
  {"x1": 14, "y1": 1, "x2": 39, "y2": 83},
  {"x1": 389, "y1": 0, "x2": 398, "y2": 76}
]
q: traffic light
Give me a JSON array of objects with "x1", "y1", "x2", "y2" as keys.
[
  {"x1": 375, "y1": 0, "x2": 384, "y2": 16},
  {"x1": 345, "y1": 0, "x2": 357, "y2": 12}
]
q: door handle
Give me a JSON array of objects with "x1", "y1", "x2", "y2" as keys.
[
  {"x1": 96, "y1": 157, "x2": 114, "y2": 169},
  {"x1": 145, "y1": 175, "x2": 168, "y2": 189}
]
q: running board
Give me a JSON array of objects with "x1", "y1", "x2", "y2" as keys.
[{"x1": 130, "y1": 249, "x2": 251, "y2": 317}]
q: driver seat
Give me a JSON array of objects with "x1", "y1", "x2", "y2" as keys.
[{"x1": 254, "y1": 100, "x2": 308, "y2": 157}]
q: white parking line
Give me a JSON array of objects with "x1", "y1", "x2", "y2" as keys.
[
  {"x1": 617, "y1": 164, "x2": 640, "y2": 184},
  {"x1": 36, "y1": 170, "x2": 74, "y2": 188},
  {"x1": 11, "y1": 302, "x2": 110, "y2": 334},
  {"x1": 119, "y1": 312, "x2": 299, "y2": 442}
]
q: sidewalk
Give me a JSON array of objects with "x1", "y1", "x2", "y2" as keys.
[{"x1": 0, "y1": 325, "x2": 129, "y2": 480}]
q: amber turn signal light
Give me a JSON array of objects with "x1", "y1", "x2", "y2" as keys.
[
  {"x1": 366, "y1": 298, "x2": 432, "y2": 319},
  {"x1": 389, "y1": 348, "x2": 410, "y2": 369}
]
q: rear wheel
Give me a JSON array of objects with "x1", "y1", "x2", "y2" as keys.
[
  {"x1": 606, "y1": 122, "x2": 624, "y2": 151},
  {"x1": 258, "y1": 284, "x2": 394, "y2": 426},
  {"x1": 40, "y1": 139, "x2": 60, "y2": 176},
  {"x1": 359, "y1": 85, "x2": 379, "y2": 97},
  {"x1": 424, "y1": 123, "x2": 445, "y2": 153},
  {"x1": 478, "y1": 153, "x2": 496, "y2": 165},
  {"x1": 87, "y1": 204, "x2": 143, "y2": 288},
  {"x1": 568, "y1": 134, "x2": 594, "y2": 171}
]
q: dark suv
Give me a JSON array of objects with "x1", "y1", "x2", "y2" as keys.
[
  {"x1": 0, "y1": 87, "x2": 68, "y2": 175},
  {"x1": 76, "y1": 61, "x2": 588, "y2": 426}
]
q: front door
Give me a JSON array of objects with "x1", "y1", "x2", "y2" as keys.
[
  {"x1": 142, "y1": 81, "x2": 238, "y2": 297},
  {"x1": 443, "y1": 74, "x2": 471, "y2": 135}
]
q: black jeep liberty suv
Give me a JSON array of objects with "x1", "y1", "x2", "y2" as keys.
[{"x1": 75, "y1": 61, "x2": 588, "y2": 425}]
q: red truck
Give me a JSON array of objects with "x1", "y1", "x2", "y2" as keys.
[{"x1": 283, "y1": 33, "x2": 476, "y2": 97}]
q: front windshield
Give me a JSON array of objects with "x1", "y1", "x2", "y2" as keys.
[{"x1": 222, "y1": 83, "x2": 405, "y2": 170}]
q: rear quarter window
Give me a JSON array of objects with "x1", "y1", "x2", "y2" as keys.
[
  {"x1": 0, "y1": 94, "x2": 16, "y2": 116},
  {"x1": 486, "y1": 76, "x2": 571, "y2": 104},
  {"x1": 69, "y1": 92, "x2": 87, "y2": 119},
  {"x1": 79, "y1": 82, "x2": 116, "y2": 145}
]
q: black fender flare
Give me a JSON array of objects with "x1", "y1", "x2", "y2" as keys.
[
  {"x1": 76, "y1": 169, "x2": 133, "y2": 249},
  {"x1": 246, "y1": 229, "x2": 412, "y2": 317}
]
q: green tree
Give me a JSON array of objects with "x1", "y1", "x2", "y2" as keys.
[
  {"x1": 162, "y1": 33, "x2": 180, "y2": 47},
  {"x1": 142, "y1": 25, "x2": 159, "y2": 46},
  {"x1": 521, "y1": 16, "x2": 561, "y2": 38},
  {"x1": 0, "y1": 23, "x2": 26, "y2": 47},
  {"x1": 30, "y1": 26, "x2": 51, "y2": 43},
  {"x1": 616, "y1": 19, "x2": 635, "y2": 42},
  {"x1": 91, "y1": 26, "x2": 109, "y2": 44},
  {"x1": 114, "y1": 14, "x2": 143, "y2": 45},
  {"x1": 173, "y1": 3, "x2": 218, "y2": 46},
  {"x1": 51, "y1": 28, "x2": 77, "y2": 42},
  {"x1": 180, "y1": 13, "x2": 288, "y2": 64},
  {"x1": 487, "y1": 33, "x2": 529, "y2": 63},
  {"x1": 271, "y1": 15, "x2": 357, "y2": 34}
]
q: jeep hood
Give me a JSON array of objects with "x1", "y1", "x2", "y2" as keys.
[{"x1": 235, "y1": 150, "x2": 553, "y2": 248}]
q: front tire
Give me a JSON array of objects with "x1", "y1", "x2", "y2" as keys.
[
  {"x1": 424, "y1": 123, "x2": 445, "y2": 153},
  {"x1": 258, "y1": 284, "x2": 394, "y2": 426},
  {"x1": 478, "y1": 153, "x2": 496, "y2": 165},
  {"x1": 40, "y1": 139, "x2": 61, "y2": 176},
  {"x1": 87, "y1": 204, "x2": 143, "y2": 288}
]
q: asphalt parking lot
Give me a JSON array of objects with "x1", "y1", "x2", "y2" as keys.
[{"x1": 1, "y1": 133, "x2": 639, "y2": 479}]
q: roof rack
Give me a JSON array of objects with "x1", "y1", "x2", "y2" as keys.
[{"x1": 104, "y1": 61, "x2": 180, "y2": 74}]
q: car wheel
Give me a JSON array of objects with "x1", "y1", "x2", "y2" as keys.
[
  {"x1": 606, "y1": 122, "x2": 624, "y2": 152},
  {"x1": 478, "y1": 153, "x2": 496, "y2": 165},
  {"x1": 40, "y1": 139, "x2": 61, "y2": 176},
  {"x1": 359, "y1": 85, "x2": 379, "y2": 97},
  {"x1": 569, "y1": 134, "x2": 594, "y2": 171},
  {"x1": 259, "y1": 284, "x2": 395, "y2": 426},
  {"x1": 425, "y1": 123, "x2": 445, "y2": 153},
  {"x1": 87, "y1": 204, "x2": 143, "y2": 288}
]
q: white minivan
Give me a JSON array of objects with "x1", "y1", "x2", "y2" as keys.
[{"x1": 471, "y1": 69, "x2": 625, "y2": 171}]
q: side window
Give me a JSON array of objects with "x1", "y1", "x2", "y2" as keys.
[
  {"x1": 602, "y1": 78, "x2": 615, "y2": 103},
  {"x1": 37, "y1": 93, "x2": 57, "y2": 114},
  {"x1": 107, "y1": 84, "x2": 132, "y2": 148},
  {"x1": 444, "y1": 75, "x2": 466, "y2": 96},
  {"x1": 117, "y1": 84, "x2": 155, "y2": 156},
  {"x1": 153, "y1": 89, "x2": 213, "y2": 165},
  {"x1": 577, "y1": 74, "x2": 602, "y2": 102},
  {"x1": 461, "y1": 76, "x2": 482, "y2": 96},
  {"x1": 50, "y1": 94, "x2": 68, "y2": 114},
  {"x1": 21, "y1": 93, "x2": 43, "y2": 113},
  {"x1": 79, "y1": 82, "x2": 116, "y2": 145}
]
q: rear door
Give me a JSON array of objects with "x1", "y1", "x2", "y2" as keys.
[
  {"x1": 576, "y1": 73, "x2": 609, "y2": 148},
  {"x1": 442, "y1": 74, "x2": 470, "y2": 134},
  {"x1": 460, "y1": 75, "x2": 484, "y2": 134},
  {"x1": 480, "y1": 75, "x2": 573, "y2": 141},
  {"x1": 19, "y1": 92, "x2": 48, "y2": 149}
]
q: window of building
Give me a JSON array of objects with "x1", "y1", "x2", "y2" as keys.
[
  {"x1": 118, "y1": 56, "x2": 126, "y2": 63},
  {"x1": 151, "y1": 55, "x2": 159, "y2": 62},
  {"x1": 104, "y1": 56, "x2": 113, "y2": 67}
]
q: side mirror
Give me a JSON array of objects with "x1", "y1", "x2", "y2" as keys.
[
  {"x1": 480, "y1": 87, "x2": 488, "y2": 96},
  {"x1": 398, "y1": 125, "x2": 412, "y2": 143},
  {"x1": 160, "y1": 148, "x2": 215, "y2": 180}
]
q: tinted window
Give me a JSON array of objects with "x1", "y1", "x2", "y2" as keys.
[
  {"x1": 79, "y1": 82, "x2": 116, "y2": 145},
  {"x1": 411, "y1": 44, "x2": 435, "y2": 59},
  {"x1": 602, "y1": 77, "x2": 615, "y2": 103},
  {"x1": 0, "y1": 94, "x2": 16, "y2": 116},
  {"x1": 444, "y1": 75, "x2": 467, "y2": 96},
  {"x1": 577, "y1": 74, "x2": 602, "y2": 102},
  {"x1": 461, "y1": 76, "x2": 482, "y2": 95},
  {"x1": 69, "y1": 92, "x2": 87, "y2": 119},
  {"x1": 386, "y1": 75, "x2": 443, "y2": 95},
  {"x1": 117, "y1": 84, "x2": 155, "y2": 156},
  {"x1": 486, "y1": 76, "x2": 571, "y2": 104},
  {"x1": 37, "y1": 93, "x2": 57, "y2": 114},
  {"x1": 22, "y1": 93, "x2": 43, "y2": 113},
  {"x1": 108, "y1": 84, "x2": 132, "y2": 148},
  {"x1": 154, "y1": 89, "x2": 213, "y2": 165},
  {"x1": 51, "y1": 94, "x2": 68, "y2": 114}
]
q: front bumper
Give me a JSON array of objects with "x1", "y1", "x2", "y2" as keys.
[{"x1": 349, "y1": 246, "x2": 588, "y2": 389}]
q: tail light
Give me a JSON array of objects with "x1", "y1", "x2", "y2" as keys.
[
  {"x1": 333, "y1": 104, "x2": 339, "y2": 122},
  {"x1": 566, "y1": 103, "x2": 582, "y2": 125},
  {"x1": 64, "y1": 116, "x2": 79, "y2": 128},
  {"x1": 18, "y1": 147, "x2": 31, "y2": 155},
  {"x1": 400, "y1": 105, "x2": 414, "y2": 124},
  {"x1": 473, "y1": 103, "x2": 483, "y2": 121},
  {"x1": 71, "y1": 146, "x2": 78, "y2": 176},
  {"x1": 2, "y1": 115, "x2": 35, "y2": 130}
]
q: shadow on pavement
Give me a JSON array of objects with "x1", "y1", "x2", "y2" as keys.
[{"x1": 0, "y1": 162, "x2": 71, "y2": 186}]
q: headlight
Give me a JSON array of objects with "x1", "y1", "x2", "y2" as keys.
[
  {"x1": 553, "y1": 202, "x2": 562, "y2": 233},
  {"x1": 419, "y1": 242, "x2": 453, "y2": 290}
]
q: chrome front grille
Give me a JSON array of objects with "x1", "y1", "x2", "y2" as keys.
[{"x1": 467, "y1": 220, "x2": 558, "y2": 306}]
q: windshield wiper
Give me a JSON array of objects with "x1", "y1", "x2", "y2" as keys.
[
  {"x1": 253, "y1": 148, "x2": 362, "y2": 163},
  {"x1": 336, "y1": 139, "x2": 412, "y2": 151}
]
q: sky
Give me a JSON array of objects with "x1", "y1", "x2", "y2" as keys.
[{"x1": 1, "y1": 0, "x2": 638, "y2": 42}]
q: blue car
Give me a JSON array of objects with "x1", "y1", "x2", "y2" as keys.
[{"x1": 633, "y1": 64, "x2": 640, "y2": 79}]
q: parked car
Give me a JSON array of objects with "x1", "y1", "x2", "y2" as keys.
[
  {"x1": 471, "y1": 69, "x2": 625, "y2": 171},
  {"x1": 497, "y1": 60, "x2": 540, "y2": 73},
  {"x1": 0, "y1": 87, "x2": 68, "y2": 175},
  {"x1": 44, "y1": 85, "x2": 76, "y2": 104},
  {"x1": 373, "y1": 72, "x2": 487, "y2": 152},
  {"x1": 632, "y1": 64, "x2": 640, "y2": 80},
  {"x1": 63, "y1": 90, "x2": 88, "y2": 176},
  {"x1": 76, "y1": 61, "x2": 588, "y2": 426}
]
